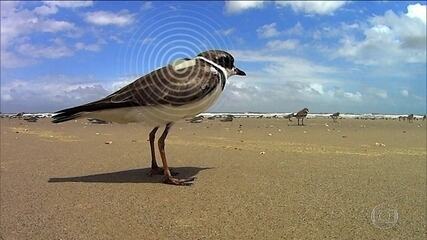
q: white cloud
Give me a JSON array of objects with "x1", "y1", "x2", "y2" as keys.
[
  {"x1": 342, "y1": 91, "x2": 362, "y2": 102},
  {"x1": 16, "y1": 38, "x2": 104, "y2": 60},
  {"x1": 216, "y1": 28, "x2": 235, "y2": 36},
  {"x1": 1, "y1": 5, "x2": 36, "y2": 47},
  {"x1": 266, "y1": 39, "x2": 299, "y2": 50},
  {"x1": 257, "y1": 23, "x2": 280, "y2": 38},
  {"x1": 18, "y1": 42, "x2": 74, "y2": 59},
  {"x1": 224, "y1": 1, "x2": 346, "y2": 16},
  {"x1": 1, "y1": 3, "x2": 132, "y2": 68},
  {"x1": 308, "y1": 83, "x2": 324, "y2": 95},
  {"x1": 285, "y1": 22, "x2": 304, "y2": 35},
  {"x1": 275, "y1": 1, "x2": 347, "y2": 15},
  {"x1": 233, "y1": 50, "x2": 337, "y2": 80},
  {"x1": 217, "y1": 48, "x2": 375, "y2": 112},
  {"x1": 0, "y1": 1, "x2": 19, "y2": 16},
  {"x1": 407, "y1": 3, "x2": 426, "y2": 24},
  {"x1": 44, "y1": 1, "x2": 93, "y2": 8},
  {"x1": 34, "y1": 1, "x2": 93, "y2": 16},
  {"x1": 401, "y1": 89, "x2": 409, "y2": 97},
  {"x1": 337, "y1": 3, "x2": 426, "y2": 65},
  {"x1": 75, "y1": 42, "x2": 101, "y2": 52},
  {"x1": 1, "y1": 76, "x2": 110, "y2": 112},
  {"x1": 367, "y1": 88, "x2": 388, "y2": 99},
  {"x1": 141, "y1": 1, "x2": 153, "y2": 11},
  {"x1": 225, "y1": 1, "x2": 264, "y2": 14},
  {"x1": 141, "y1": 37, "x2": 156, "y2": 44},
  {"x1": 0, "y1": 50, "x2": 36, "y2": 68},
  {"x1": 85, "y1": 10, "x2": 135, "y2": 26},
  {"x1": 34, "y1": 5, "x2": 59, "y2": 15},
  {"x1": 0, "y1": 2, "x2": 82, "y2": 68},
  {"x1": 40, "y1": 19, "x2": 76, "y2": 32},
  {"x1": 376, "y1": 90, "x2": 388, "y2": 99}
]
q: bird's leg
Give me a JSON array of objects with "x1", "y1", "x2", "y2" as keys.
[
  {"x1": 302, "y1": 118, "x2": 304, "y2": 126},
  {"x1": 150, "y1": 127, "x2": 159, "y2": 168},
  {"x1": 158, "y1": 123, "x2": 195, "y2": 185},
  {"x1": 297, "y1": 118, "x2": 300, "y2": 126},
  {"x1": 148, "y1": 126, "x2": 177, "y2": 176},
  {"x1": 148, "y1": 127, "x2": 161, "y2": 176}
]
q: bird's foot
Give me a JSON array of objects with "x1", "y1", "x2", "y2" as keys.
[
  {"x1": 163, "y1": 176, "x2": 195, "y2": 186},
  {"x1": 148, "y1": 167, "x2": 178, "y2": 176}
]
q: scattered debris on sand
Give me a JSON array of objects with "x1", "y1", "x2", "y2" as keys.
[
  {"x1": 24, "y1": 116, "x2": 39, "y2": 122},
  {"x1": 375, "y1": 142, "x2": 386, "y2": 147},
  {"x1": 220, "y1": 115, "x2": 234, "y2": 122},
  {"x1": 88, "y1": 118, "x2": 109, "y2": 124},
  {"x1": 189, "y1": 116, "x2": 204, "y2": 123}
]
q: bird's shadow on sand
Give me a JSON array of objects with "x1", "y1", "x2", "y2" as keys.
[
  {"x1": 287, "y1": 124, "x2": 307, "y2": 127},
  {"x1": 48, "y1": 167, "x2": 211, "y2": 184}
]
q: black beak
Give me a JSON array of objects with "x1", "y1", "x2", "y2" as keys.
[{"x1": 235, "y1": 67, "x2": 246, "y2": 76}]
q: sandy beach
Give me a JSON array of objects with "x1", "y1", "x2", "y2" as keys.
[{"x1": 1, "y1": 117, "x2": 426, "y2": 239}]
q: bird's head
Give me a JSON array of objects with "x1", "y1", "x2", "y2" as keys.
[
  {"x1": 197, "y1": 50, "x2": 246, "y2": 77},
  {"x1": 302, "y1": 108, "x2": 309, "y2": 113}
]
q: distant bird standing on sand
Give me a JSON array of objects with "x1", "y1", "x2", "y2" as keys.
[
  {"x1": 294, "y1": 108, "x2": 309, "y2": 126},
  {"x1": 330, "y1": 112, "x2": 340, "y2": 122},
  {"x1": 407, "y1": 114, "x2": 414, "y2": 123},
  {"x1": 52, "y1": 50, "x2": 246, "y2": 185},
  {"x1": 284, "y1": 113, "x2": 294, "y2": 122}
]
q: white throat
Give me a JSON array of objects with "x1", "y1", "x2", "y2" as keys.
[{"x1": 195, "y1": 56, "x2": 228, "y2": 79}]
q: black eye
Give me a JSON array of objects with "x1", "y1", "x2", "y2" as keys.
[{"x1": 219, "y1": 57, "x2": 233, "y2": 68}]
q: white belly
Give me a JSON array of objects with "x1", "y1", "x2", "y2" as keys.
[{"x1": 84, "y1": 84, "x2": 223, "y2": 126}]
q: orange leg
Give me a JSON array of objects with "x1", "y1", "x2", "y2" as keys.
[
  {"x1": 158, "y1": 123, "x2": 194, "y2": 185},
  {"x1": 147, "y1": 127, "x2": 162, "y2": 176},
  {"x1": 148, "y1": 126, "x2": 177, "y2": 176},
  {"x1": 149, "y1": 127, "x2": 159, "y2": 169}
]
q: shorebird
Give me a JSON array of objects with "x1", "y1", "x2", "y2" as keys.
[
  {"x1": 407, "y1": 114, "x2": 414, "y2": 123},
  {"x1": 52, "y1": 50, "x2": 246, "y2": 185},
  {"x1": 294, "y1": 108, "x2": 309, "y2": 126},
  {"x1": 284, "y1": 113, "x2": 294, "y2": 122},
  {"x1": 330, "y1": 112, "x2": 340, "y2": 122}
]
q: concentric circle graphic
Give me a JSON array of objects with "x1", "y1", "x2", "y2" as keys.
[{"x1": 115, "y1": 3, "x2": 236, "y2": 124}]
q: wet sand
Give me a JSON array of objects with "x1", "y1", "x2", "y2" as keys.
[{"x1": 1, "y1": 117, "x2": 426, "y2": 239}]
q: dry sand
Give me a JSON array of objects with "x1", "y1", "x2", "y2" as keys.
[{"x1": 1, "y1": 117, "x2": 426, "y2": 239}]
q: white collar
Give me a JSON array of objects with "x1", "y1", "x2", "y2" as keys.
[{"x1": 195, "y1": 56, "x2": 228, "y2": 79}]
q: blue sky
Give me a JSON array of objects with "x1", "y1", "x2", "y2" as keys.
[{"x1": 1, "y1": 1, "x2": 426, "y2": 114}]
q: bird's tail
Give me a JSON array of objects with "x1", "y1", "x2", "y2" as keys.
[
  {"x1": 51, "y1": 104, "x2": 91, "y2": 123},
  {"x1": 52, "y1": 112, "x2": 82, "y2": 123}
]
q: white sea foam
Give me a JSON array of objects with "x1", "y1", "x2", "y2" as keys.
[
  {"x1": 198, "y1": 112, "x2": 425, "y2": 119},
  {"x1": 1, "y1": 112, "x2": 425, "y2": 120}
]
